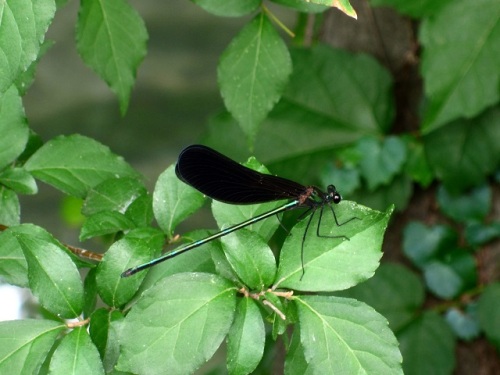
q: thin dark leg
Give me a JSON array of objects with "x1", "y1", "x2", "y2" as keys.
[
  {"x1": 316, "y1": 205, "x2": 350, "y2": 241},
  {"x1": 300, "y1": 209, "x2": 316, "y2": 280}
]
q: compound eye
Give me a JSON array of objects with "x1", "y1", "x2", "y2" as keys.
[{"x1": 333, "y1": 193, "x2": 342, "y2": 204}]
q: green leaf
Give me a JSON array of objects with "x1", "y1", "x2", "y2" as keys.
[
  {"x1": 96, "y1": 228, "x2": 164, "y2": 307},
  {"x1": 221, "y1": 229, "x2": 277, "y2": 290},
  {"x1": 276, "y1": 202, "x2": 393, "y2": 292},
  {"x1": 370, "y1": 0, "x2": 453, "y2": 17},
  {"x1": 89, "y1": 308, "x2": 124, "y2": 372},
  {"x1": 48, "y1": 327, "x2": 105, "y2": 374},
  {"x1": 117, "y1": 273, "x2": 237, "y2": 374},
  {"x1": 226, "y1": 298, "x2": 265, "y2": 375},
  {"x1": 420, "y1": 0, "x2": 500, "y2": 132},
  {"x1": 0, "y1": 167, "x2": 37, "y2": 194},
  {"x1": 124, "y1": 192, "x2": 153, "y2": 228},
  {"x1": 0, "y1": 319, "x2": 64, "y2": 374},
  {"x1": 0, "y1": 85, "x2": 28, "y2": 169},
  {"x1": 80, "y1": 210, "x2": 137, "y2": 241},
  {"x1": 437, "y1": 184, "x2": 491, "y2": 224},
  {"x1": 9, "y1": 224, "x2": 84, "y2": 318},
  {"x1": 218, "y1": 12, "x2": 292, "y2": 145},
  {"x1": 0, "y1": 186, "x2": 20, "y2": 226},
  {"x1": 24, "y1": 135, "x2": 139, "y2": 198},
  {"x1": 153, "y1": 164, "x2": 205, "y2": 238},
  {"x1": 0, "y1": 0, "x2": 56, "y2": 94},
  {"x1": 83, "y1": 268, "x2": 98, "y2": 318},
  {"x1": 477, "y1": 283, "x2": 500, "y2": 349},
  {"x1": 0, "y1": 226, "x2": 28, "y2": 287},
  {"x1": 192, "y1": 0, "x2": 260, "y2": 17},
  {"x1": 76, "y1": 0, "x2": 148, "y2": 114},
  {"x1": 283, "y1": 45, "x2": 394, "y2": 136},
  {"x1": 465, "y1": 221, "x2": 500, "y2": 246},
  {"x1": 424, "y1": 108, "x2": 500, "y2": 192},
  {"x1": 402, "y1": 135, "x2": 433, "y2": 187},
  {"x1": 403, "y1": 221, "x2": 457, "y2": 268},
  {"x1": 357, "y1": 136, "x2": 407, "y2": 190},
  {"x1": 423, "y1": 261, "x2": 464, "y2": 300},
  {"x1": 398, "y1": 311, "x2": 455, "y2": 375},
  {"x1": 444, "y1": 305, "x2": 480, "y2": 341},
  {"x1": 335, "y1": 263, "x2": 424, "y2": 332},
  {"x1": 296, "y1": 295, "x2": 402, "y2": 374},
  {"x1": 82, "y1": 177, "x2": 146, "y2": 216}
]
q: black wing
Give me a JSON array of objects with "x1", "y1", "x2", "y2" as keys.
[{"x1": 175, "y1": 145, "x2": 308, "y2": 204}]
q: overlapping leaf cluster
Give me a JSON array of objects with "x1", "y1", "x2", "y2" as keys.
[{"x1": 0, "y1": 0, "x2": 499, "y2": 374}]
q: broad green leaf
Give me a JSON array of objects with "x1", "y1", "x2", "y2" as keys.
[
  {"x1": 423, "y1": 261, "x2": 464, "y2": 300},
  {"x1": 80, "y1": 210, "x2": 137, "y2": 241},
  {"x1": 370, "y1": 0, "x2": 453, "y2": 17},
  {"x1": 424, "y1": 108, "x2": 500, "y2": 192},
  {"x1": 124, "y1": 192, "x2": 153, "y2": 228},
  {"x1": 218, "y1": 13, "x2": 292, "y2": 145},
  {"x1": 283, "y1": 45, "x2": 394, "y2": 136},
  {"x1": 0, "y1": 167, "x2": 37, "y2": 195},
  {"x1": 0, "y1": 86, "x2": 28, "y2": 169},
  {"x1": 335, "y1": 263, "x2": 424, "y2": 332},
  {"x1": 402, "y1": 222, "x2": 457, "y2": 268},
  {"x1": 212, "y1": 158, "x2": 283, "y2": 242},
  {"x1": 0, "y1": 227, "x2": 28, "y2": 287},
  {"x1": 0, "y1": 0, "x2": 56, "y2": 94},
  {"x1": 437, "y1": 184, "x2": 491, "y2": 224},
  {"x1": 96, "y1": 228, "x2": 163, "y2": 307},
  {"x1": 444, "y1": 306, "x2": 480, "y2": 341},
  {"x1": 398, "y1": 311, "x2": 455, "y2": 375},
  {"x1": 0, "y1": 186, "x2": 20, "y2": 226},
  {"x1": 420, "y1": 0, "x2": 500, "y2": 133},
  {"x1": 227, "y1": 298, "x2": 265, "y2": 375},
  {"x1": 89, "y1": 309, "x2": 124, "y2": 373},
  {"x1": 307, "y1": 0, "x2": 357, "y2": 18},
  {"x1": 24, "y1": 135, "x2": 139, "y2": 198},
  {"x1": 192, "y1": 0, "x2": 260, "y2": 17},
  {"x1": 117, "y1": 273, "x2": 237, "y2": 374},
  {"x1": 48, "y1": 327, "x2": 105, "y2": 375},
  {"x1": 221, "y1": 229, "x2": 277, "y2": 290},
  {"x1": 153, "y1": 164, "x2": 205, "y2": 238},
  {"x1": 357, "y1": 136, "x2": 407, "y2": 190},
  {"x1": 276, "y1": 202, "x2": 392, "y2": 292},
  {"x1": 8, "y1": 224, "x2": 84, "y2": 318},
  {"x1": 82, "y1": 177, "x2": 146, "y2": 216},
  {"x1": 478, "y1": 283, "x2": 500, "y2": 349},
  {"x1": 76, "y1": 0, "x2": 147, "y2": 114},
  {"x1": 0, "y1": 319, "x2": 64, "y2": 374},
  {"x1": 296, "y1": 296, "x2": 402, "y2": 374}
]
